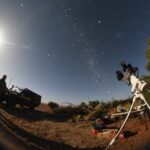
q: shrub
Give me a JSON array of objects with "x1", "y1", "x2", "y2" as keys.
[
  {"x1": 86, "y1": 109, "x2": 104, "y2": 120},
  {"x1": 79, "y1": 102, "x2": 88, "y2": 109},
  {"x1": 89, "y1": 100, "x2": 99, "y2": 109},
  {"x1": 54, "y1": 105, "x2": 89, "y2": 118},
  {"x1": 54, "y1": 106, "x2": 72, "y2": 113},
  {"x1": 143, "y1": 91, "x2": 150, "y2": 105},
  {"x1": 48, "y1": 101, "x2": 59, "y2": 109}
]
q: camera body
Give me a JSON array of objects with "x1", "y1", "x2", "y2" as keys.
[{"x1": 116, "y1": 61, "x2": 148, "y2": 93}]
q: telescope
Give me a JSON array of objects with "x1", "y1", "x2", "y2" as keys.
[
  {"x1": 106, "y1": 61, "x2": 150, "y2": 150},
  {"x1": 116, "y1": 61, "x2": 147, "y2": 93}
]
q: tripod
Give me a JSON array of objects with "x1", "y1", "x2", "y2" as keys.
[{"x1": 106, "y1": 76, "x2": 150, "y2": 150}]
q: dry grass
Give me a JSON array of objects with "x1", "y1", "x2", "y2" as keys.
[
  {"x1": 1, "y1": 103, "x2": 150, "y2": 150},
  {"x1": 0, "y1": 104, "x2": 105, "y2": 149}
]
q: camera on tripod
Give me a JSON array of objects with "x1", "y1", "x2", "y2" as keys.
[{"x1": 116, "y1": 61, "x2": 148, "y2": 93}]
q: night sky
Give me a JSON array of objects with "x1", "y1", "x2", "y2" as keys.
[{"x1": 0, "y1": 0, "x2": 150, "y2": 104}]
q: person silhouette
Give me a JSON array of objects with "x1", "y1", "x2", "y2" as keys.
[{"x1": 0, "y1": 75, "x2": 7, "y2": 101}]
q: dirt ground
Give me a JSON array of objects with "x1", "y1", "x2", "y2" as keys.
[{"x1": 0, "y1": 103, "x2": 150, "y2": 150}]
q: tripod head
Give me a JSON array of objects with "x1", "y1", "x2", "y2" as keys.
[{"x1": 116, "y1": 61, "x2": 147, "y2": 93}]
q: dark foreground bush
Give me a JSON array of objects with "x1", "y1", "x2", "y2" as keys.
[
  {"x1": 54, "y1": 106, "x2": 89, "y2": 117},
  {"x1": 86, "y1": 109, "x2": 105, "y2": 120},
  {"x1": 48, "y1": 101, "x2": 59, "y2": 109}
]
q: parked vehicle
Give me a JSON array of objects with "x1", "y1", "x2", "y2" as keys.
[{"x1": 2, "y1": 86, "x2": 41, "y2": 109}]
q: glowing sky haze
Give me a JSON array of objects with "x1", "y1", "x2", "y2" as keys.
[{"x1": 0, "y1": 0, "x2": 150, "y2": 104}]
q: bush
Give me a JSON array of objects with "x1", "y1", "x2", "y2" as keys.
[
  {"x1": 89, "y1": 100, "x2": 99, "y2": 109},
  {"x1": 79, "y1": 102, "x2": 88, "y2": 109},
  {"x1": 86, "y1": 109, "x2": 104, "y2": 120},
  {"x1": 71, "y1": 106, "x2": 89, "y2": 115},
  {"x1": 143, "y1": 91, "x2": 150, "y2": 105},
  {"x1": 54, "y1": 105, "x2": 89, "y2": 118},
  {"x1": 54, "y1": 106, "x2": 74, "y2": 115},
  {"x1": 48, "y1": 101, "x2": 59, "y2": 109}
]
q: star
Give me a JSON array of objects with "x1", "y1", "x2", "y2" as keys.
[
  {"x1": 80, "y1": 33, "x2": 85, "y2": 37},
  {"x1": 98, "y1": 20, "x2": 101, "y2": 24},
  {"x1": 20, "y1": 3, "x2": 23, "y2": 7},
  {"x1": 95, "y1": 79, "x2": 98, "y2": 82},
  {"x1": 102, "y1": 51, "x2": 105, "y2": 55}
]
